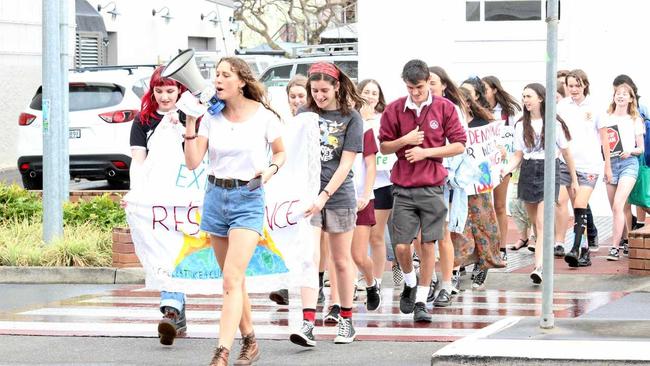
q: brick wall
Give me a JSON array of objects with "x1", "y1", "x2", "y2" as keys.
[
  {"x1": 69, "y1": 190, "x2": 127, "y2": 203},
  {"x1": 628, "y1": 226, "x2": 650, "y2": 275},
  {"x1": 112, "y1": 227, "x2": 141, "y2": 268}
]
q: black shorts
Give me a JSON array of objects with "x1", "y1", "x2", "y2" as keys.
[{"x1": 373, "y1": 185, "x2": 393, "y2": 210}]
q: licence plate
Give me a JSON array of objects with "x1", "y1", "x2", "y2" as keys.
[{"x1": 69, "y1": 129, "x2": 81, "y2": 139}]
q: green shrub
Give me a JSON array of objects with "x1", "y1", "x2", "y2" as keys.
[
  {"x1": 63, "y1": 194, "x2": 127, "y2": 229},
  {"x1": 0, "y1": 184, "x2": 42, "y2": 223}
]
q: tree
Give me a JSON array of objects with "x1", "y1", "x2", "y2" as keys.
[{"x1": 233, "y1": 0, "x2": 354, "y2": 54}]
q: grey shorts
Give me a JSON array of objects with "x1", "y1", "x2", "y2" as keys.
[
  {"x1": 390, "y1": 185, "x2": 447, "y2": 245},
  {"x1": 558, "y1": 161, "x2": 599, "y2": 188},
  {"x1": 310, "y1": 208, "x2": 357, "y2": 234}
]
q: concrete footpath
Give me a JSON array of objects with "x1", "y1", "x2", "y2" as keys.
[{"x1": 0, "y1": 266, "x2": 145, "y2": 284}]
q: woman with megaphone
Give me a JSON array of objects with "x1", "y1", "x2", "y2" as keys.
[{"x1": 183, "y1": 57, "x2": 286, "y2": 366}]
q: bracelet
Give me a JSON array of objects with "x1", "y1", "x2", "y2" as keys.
[
  {"x1": 322, "y1": 189, "x2": 332, "y2": 198},
  {"x1": 183, "y1": 134, "x2": 197, "y2": 140},
  {"x1": 269, "y1": 163, "x2": 279, "y2": 175}
]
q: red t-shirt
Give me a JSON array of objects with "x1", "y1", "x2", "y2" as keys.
[{"x1": 378, "y1": 96, "x2": 466, "y2": 187}]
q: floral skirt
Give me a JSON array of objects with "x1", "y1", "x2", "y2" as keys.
[{"x1": 451, "y1": 192, "x2": 505, "y2": 270}]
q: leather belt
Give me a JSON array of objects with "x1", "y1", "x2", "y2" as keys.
[{"x1": 208, "y1": 175, "x2": 249, "y2": 189}]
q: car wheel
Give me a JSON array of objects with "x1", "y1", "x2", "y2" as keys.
[
  {"x1": 21, "y1": 175, "x2": 43, "y2": 190},
  {"x1": 107, "y1": 178, "x2": 129, "y2": 190}
]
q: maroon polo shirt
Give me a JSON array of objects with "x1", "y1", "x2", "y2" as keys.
[{"x1": 378, "y1": 96, "x2": 466, "y2": 187}]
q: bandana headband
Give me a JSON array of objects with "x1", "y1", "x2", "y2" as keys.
[{"x1": 308, "y1": 62, "x2": 340, "y2": 80}]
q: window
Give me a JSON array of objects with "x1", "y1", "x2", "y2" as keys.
[
  {"x1": 30, "y1": 83, "x2": 124, "y2": 111},
  {"x1": 465, "y1": 1, "x2": 559, "y2": 22},
  {"x1": 259, "y1": 65, "x2": 293, "y2": 87}
]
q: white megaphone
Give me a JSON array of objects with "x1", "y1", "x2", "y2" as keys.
[{"x1": 162, "y1": 48, "x2": 224, "y2": 115}]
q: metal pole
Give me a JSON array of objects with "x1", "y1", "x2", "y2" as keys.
[
  {"x1": 540, "y1": 0, "x2": 559, "y2": 329},
  {"x1": 60, "y1": 0, "x2": 70, "y2": 202},
  {"x1": 42, "y1": 0, "x2": 64, "y2": 243}
]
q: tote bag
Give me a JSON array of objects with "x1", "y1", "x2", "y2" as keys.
[{"x1": 628, "y1": 156, "x2": 650, "y2": 208}]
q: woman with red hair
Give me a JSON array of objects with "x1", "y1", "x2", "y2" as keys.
[{"x1": 129, "y1": 65, "x2": 189, "y2": 346}]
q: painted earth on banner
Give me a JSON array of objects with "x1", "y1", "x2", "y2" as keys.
[{"x1": 124, "y1": 113, "x2": 321, "y2": 294}]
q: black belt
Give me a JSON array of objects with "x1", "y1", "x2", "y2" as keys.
[{"x1": 208, "y1": 175, "x2": 249, "y2": 189}]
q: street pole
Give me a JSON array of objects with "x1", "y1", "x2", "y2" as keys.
[
  {"x1": 60, "y1": 0, "x2": 70, "y2": 201},
  {"x1": 540, "y1": 0, "x2": 559, "y2": 329},
  {"x1": 42, "y1": 0, "x2": 65, "y2": 243}
]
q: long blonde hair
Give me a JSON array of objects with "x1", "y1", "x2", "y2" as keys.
[{"x1": 608, "y1": 83, "x2": 640, "y2": 119}]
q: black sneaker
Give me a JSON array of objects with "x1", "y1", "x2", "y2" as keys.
[
  {"x1": 607, "y1": 247, "x2": 620, "y2": 261},
  {"x1": 470, "y1": 265, "x2": 480, "y2": 280},
  {"x1": 554, "y1": 244, "x2": 565, "y2": 257},
  {"x1": 451, "y1": 271, "x2": 460, "y2": 295},
  {"x1": 530, "y1": 268, "x2": 542, "y2": 284},
  {"x1": 433, "y1": 288, "x2": 452, "y2": 307},
  {"x1": 399, "y1": 284, "x2": 417, "y2": 314},
  {"x1": 366, "y1": 283, "x2": 381, "y2": 311},
  {"x1": 459, "y1": 266, "x2": 467, "y2": 276},
  {"x1": 391, "y1": 263, "x2": 404, "y2": 286},
  {"x1": 324, "y1": 304, "x2": 341, "y2": 324},
  {"x1": 500, "y1": 249, "x2": 508, "y2": 263},
  {"x1": 588, "y1": 233, "x2": 599, "y2": 252},
  {"x1": 158, "y1": 306, "x2": 186, "y2": 346},
  {"x1": 269, "y1": 289, "x2": 289, "y2": 306},
  {"x1": 290, "y1": 320, "x2": 316, "y2": 347},
  {"x1": 413, "y1": 302, "x2": 432, "y2": 323},
  {"x1": 426, "y1": 279, "x2": 438, "y2": 303},
  {"x1": 622, "y1": 239, "x2": 629, "y2": 255},
  {"x1": 317, "y1": 287, "x2": 325, "y2": 305},
  {"x1": 564, "y1": 247, "x2": 580, "y2": 268},
  {"x1": 334, "y1": 317, "x2": 355, "y2": 344},
  {"x1": 472, "y1": 269, "x2": 488, "y2": 290}
]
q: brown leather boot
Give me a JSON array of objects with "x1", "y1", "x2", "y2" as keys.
[
  {"x1": 234, "y1": 332, "x2": 260, "y2": 365},
  {"x1": 209, "y1": 345, "x2": 229, "y2": 366}
]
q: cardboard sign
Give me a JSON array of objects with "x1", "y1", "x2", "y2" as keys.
[{"x1": 465, "y1": 121, "x2": 505, "y2": 195}]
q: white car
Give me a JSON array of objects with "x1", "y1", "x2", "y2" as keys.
[{"x1": 16, "y1": 65, "x2": 155, "y2": 190}]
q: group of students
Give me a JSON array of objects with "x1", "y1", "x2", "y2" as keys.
[{"x1": 128, "y1": 57, "x2": 647, "y2": 365}]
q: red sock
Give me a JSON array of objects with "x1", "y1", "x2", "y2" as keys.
[
  {"x1": 340, "y1": 307, "x2": 352, "y2": 319},
  {"x1": 302, "y1": 308, "x2": 316, "y2": 323}
]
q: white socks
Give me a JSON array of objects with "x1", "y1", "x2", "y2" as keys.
[
  {"x1": 403, "y1": 270, "x2": 417, "y2": 287},
  {"x1": 415, "y1": 286, "x2": 428, "y2": 304}
]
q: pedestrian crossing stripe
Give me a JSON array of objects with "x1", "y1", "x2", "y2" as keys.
[{"x1": 0, "y1": 286, "x2": 625, "y2": 342}]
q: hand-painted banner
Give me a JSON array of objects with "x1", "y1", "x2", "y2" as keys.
[
  {"x1": 124, "y1": 113, "x2": 321, "y2": 294},
  {"x1": 465, "y1": 121, "x2": 505, "y2": 195}
]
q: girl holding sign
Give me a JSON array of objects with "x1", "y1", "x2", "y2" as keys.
[
  {"x1": 502, "y1": 83, "x2": 578, "y2": 285},
  {"x1": 451, "y1": 87, "x2": 506, "y2": 290},
  {"x1": 183, "y1": 57, "x2": 286, "y2": 366},
  {"x1": 482, "y1": 75, "x2": 522, "y2": 261},
  {"x1": 600, "y1": 81, "x2": 645, "y2": 261}
]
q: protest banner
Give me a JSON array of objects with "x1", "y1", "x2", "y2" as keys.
[
  {"x1": 465, "y1": 121, "x2": 505, "y2": 195},
  {"x1": 124, "y1": 113, "x2": 321, "y2": 294}
]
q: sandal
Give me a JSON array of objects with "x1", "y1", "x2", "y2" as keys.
[{"x1": 508, "y1": 238, "x2": 528, "y2": 251}]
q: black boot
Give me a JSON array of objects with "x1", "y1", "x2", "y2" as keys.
[
  {"x1": 578, "y1": 245, "x2": 592, "y2": 266},
  {"x1": 565, "y1": 208, "x2": 587, "y2": 268}
]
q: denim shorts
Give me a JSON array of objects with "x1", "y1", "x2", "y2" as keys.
[
  {"x1": 518, "y1": 158, "x2": 559, "y2": 203},
  {"x1": 200, "y1": 184, "x2": 265, "y2": 237},
  {"x1": 610, "y1": 156, "x2": 639, "y2": 185},
  {"x1": 558, "y1": 161, "x2": 599, "y2": 188}
]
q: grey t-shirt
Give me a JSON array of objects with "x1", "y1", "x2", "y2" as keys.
[{"x1": 300, "y1": 107, "x2": 363, "y2": 209}]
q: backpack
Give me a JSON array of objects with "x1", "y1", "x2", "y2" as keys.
[{"x1": 639, "y1": 104, "x2": 650, "y2": 166}]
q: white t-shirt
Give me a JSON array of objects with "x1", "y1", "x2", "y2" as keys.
[
  {"x1": 557, "y1": 96, "x2": 603, "y2": 173},
  {"x1": 514, "y1": 118, "x2": 569, "y2": 160},
  {"x1": 492, "y1": 102, "x2": 518, "y2": 126},
  {"x1": 198, "y1": 105, "x2": 282, "y2": 180},
  {"x1": 597, "y1": 113, "x2": 645, "y2": 154},
  {"x1": 365, "y1": 113, "x2": 393, "y2": 189},
  {"x1": 352, "y1": 126, "x2": 377, "y2": 200}
]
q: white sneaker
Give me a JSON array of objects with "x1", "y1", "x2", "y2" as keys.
[{"x1": 530, "y1": 268, "x2": 542, "y2": 284}]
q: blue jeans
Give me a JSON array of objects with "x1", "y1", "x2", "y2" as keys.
[{"x1": 160, "y1": 291, "x2": 185, "y2": 313}]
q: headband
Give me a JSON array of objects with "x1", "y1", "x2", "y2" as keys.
[{"x1": 308, "y1": 62, "x2": 340, "y2": 80}]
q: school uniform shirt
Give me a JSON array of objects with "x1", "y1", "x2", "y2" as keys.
[
  {"x1": 198, "y1": 105, "x2": 282, "y2": 181},
  {"x1": 353, "y1": 127, "x2": 379, "y2": 200},
  {"x1": 298, "y1": 107, "x2": 363, "y2": 209},
  {"x1": 514, "y1": 118, "x2": 569, "y2": 160},
  {"x1": 379, "y1": 95, "x2": 467, "y2": 187},
  {"x1": 557, "y1": 96, "x2": 603, "y2": 173},
  {"x1": 491, "y1": 102, "x2": 518, "y2": 126},
  {"x1": 597, "y1": 113, "x2": 645, "y2": 153}
]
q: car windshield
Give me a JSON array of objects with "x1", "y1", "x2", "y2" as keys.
[{"x1": 29, "y1": 83, "x2": 125, "y2": 111}]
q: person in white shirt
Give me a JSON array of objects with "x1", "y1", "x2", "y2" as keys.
[
  {"x1": 599, "y1": 81, "x2": 645, "y2": 261},
  {"x1": 555, "y1": 69, "x2": 607, "y2": 267},
  {"x1": 502, "y1": 83, "x2": 578, "y2": 285},
  {"x1": 184, "y1": 57, "x2": 286, "y2": 366}
]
